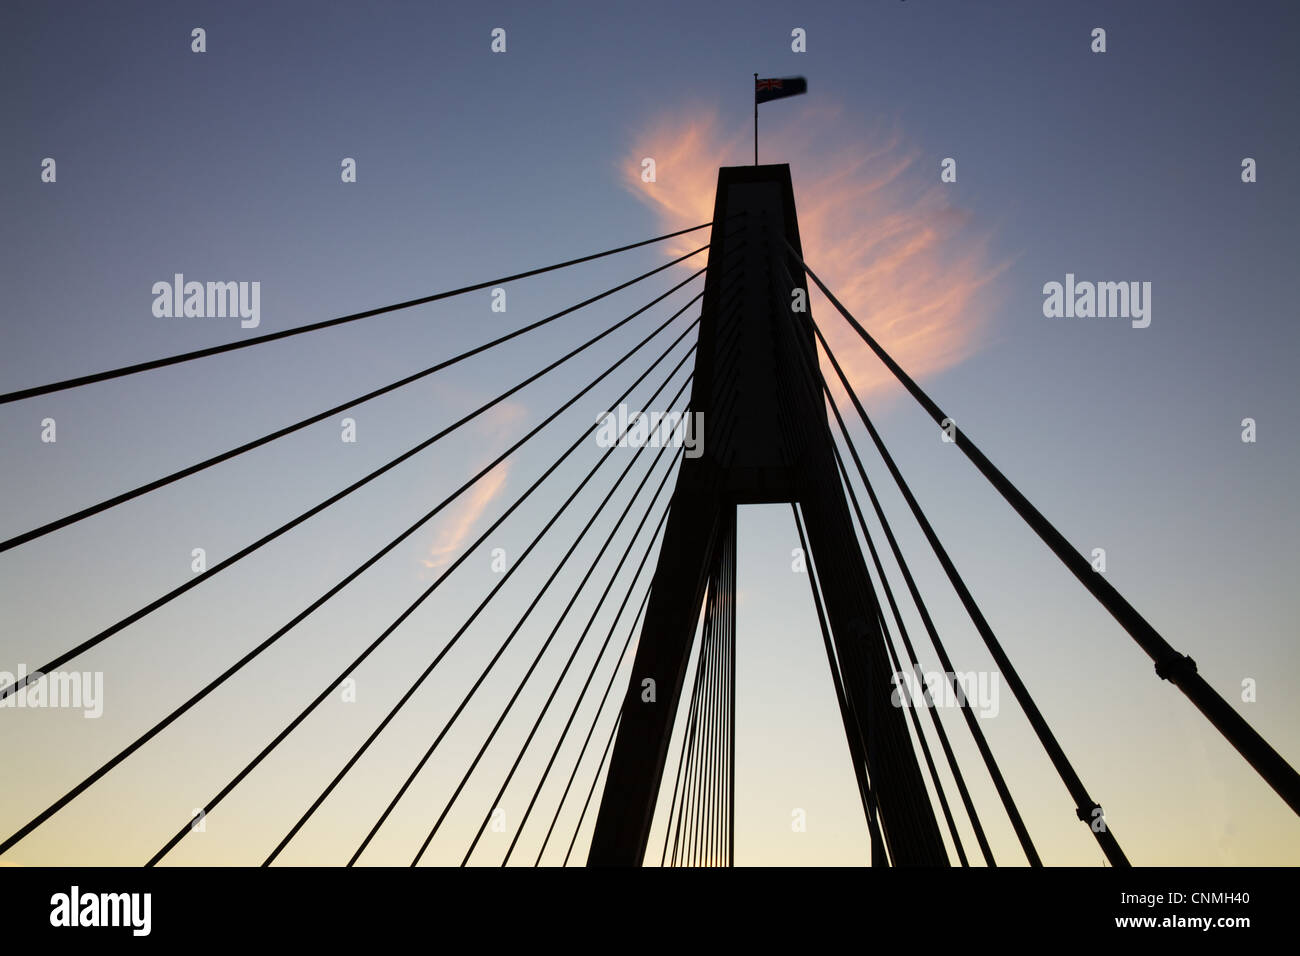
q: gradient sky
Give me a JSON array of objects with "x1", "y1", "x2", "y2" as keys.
[{"x1": 1, "y1": 0, "x2": 1298, "y2": 867}]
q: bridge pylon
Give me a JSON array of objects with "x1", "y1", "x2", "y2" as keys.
[{"x1": 587, "y1": 164, "x2": 948, "y2": 866}]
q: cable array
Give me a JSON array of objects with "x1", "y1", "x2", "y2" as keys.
[{"x1": 0, "y1": 222, "x2": 732, "y2": 865}]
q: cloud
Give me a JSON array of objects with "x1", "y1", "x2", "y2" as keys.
[
  {"x1": 422, "y1": 460, "x2": 510, "y2": 569},
  {"x1": 620, "y1": 102, "x2": 1009, "y2": 403},
  {"x1": 419, "y1": 399, "x2": 524, "y2": 572}
]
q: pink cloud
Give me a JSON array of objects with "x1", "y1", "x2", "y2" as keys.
[{"x1": 620, "y1": 102, "x2": 1009, "y2": 404}]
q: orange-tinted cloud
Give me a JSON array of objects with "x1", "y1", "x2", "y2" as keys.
[
  {"x1": 420, "y1": 399, "x2": 524, "y2": 571},
  {"x1": 423, "y1": 460, "x2": 509, "y2": 569},
  {"x1": 621, "y1": 102, "x2": 1008, "y2": 403}
]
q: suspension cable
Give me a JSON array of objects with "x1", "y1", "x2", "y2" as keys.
[
  {"x1": 767, "y1": 260, "x2": 986, "y2": 865},
  {"x1": 0, "y1": 246, "x2": 711, "y2": 553},
  {"x1": 774, "y1": 255, "x2": 1028, "y2": 863},
  {"x1": 0, "y1": 293, "x2": 700, "y2": 858},
  {"x1": 807, "y1": 305, "x2": 1127, "y2": 866},
  {"x1": 154, "y1": 340, "x2": 699, "y2": 867},
  {"x1": 401, "y1": 384, "x2": 692, "y2": 867},
  {"x1": 459, "y1": 440, "x2": 687, "y2": 866},
  {"x1": 0, "y1": 223, "x2": 715, "y2": 405},
  {"x1": 0, "y1": 270, "x2": 704, "y2": 706},
  {"x1": 790, "y1": 243, "x2": 1300, "y2": 820},
  {"x1": 499, "y1": 471, "x2": 678, "y2": 865},
  {"x1": 347, "y1": 397, "x2": 688, "y2": 866}
]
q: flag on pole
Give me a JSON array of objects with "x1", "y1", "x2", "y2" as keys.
[{"x1": 755, "y1": 76, "x2": 807, "y2": 104}]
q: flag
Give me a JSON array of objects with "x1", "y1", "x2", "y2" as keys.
[{"x1": 755, "y1": 76, "x2": 807, "y2": 104}]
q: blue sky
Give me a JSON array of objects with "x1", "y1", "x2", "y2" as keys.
[{"x1": 1, "y1": 0, "x2": 1297, "y2": 866}]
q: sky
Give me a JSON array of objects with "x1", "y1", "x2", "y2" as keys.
[{"x1": 1, "y1": 0, "x2": 1298, "y2": 867}]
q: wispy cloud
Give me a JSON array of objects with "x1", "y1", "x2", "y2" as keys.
[
  {"x1": 420, "y1": 399, "x2": 525, "y2": 572},
  {"x1": 422, "y1": 460, "x2": 510, "y2": 569},
  {"x1": 620, "y1": 102, "x2": 1008, "y2": 402}
]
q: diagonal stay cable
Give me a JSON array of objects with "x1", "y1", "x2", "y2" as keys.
[
  {"x1": 810, "y1": 309, "x2": 1127, "y2": 865},
  {"x1": 671, "y1": 602, "x2": 711, "y2": 867},
  {"x1": 357, "y1": 302, "x2": 738, "y2": 866},
  {"x1": 555, "y1": 365, "x2": 743, "y2": 870},
  {"x1": 0, "y1": 269, "x2": 704, "y2": 707},
  {"x1": 704, "y1": 539, "x2": 722, "y2": 867},
  {"x1": 404, "y1": 387, "x2": 692, "y2": 867},
  {"x1": 824, "y1": 379, "x2": 1035, "y2": 865},
  {"x1": 667, "y1": 400, "x2": 743, "y2": 868},
  {"x1": 767, "y1": 259, "x2": 983, "y2": 865},
  {"x1": 459, "y1": 435, "x2": 687, "y2": 866},
  {"x1": 572, "y1": 411, "x2": 740, "y2": 868},
  {"x1": 153, "y1": 336, "x2": 700, "y2": 867},
  {"x1": 0, "y1": 294, "x2": 700, "y2": 859},
  {"x1": 499, "y1": 477, "x2": 677, "y2": 866},
  {"x1": 718, "y1": 517, "x2": 733, "y2": 866},
  {"x1": 762, "y1": 299, "x2": 890, "y2": 860},
  {"x1": 714, "y1": 515, "x2": 730, "y2": 867},
  {"x1": 663, "y1": 417, "x2": 742, "y2": 868},
  {"x1": 830, "y1": 441, "x2": 989, "y2": 866},
  {"x1": 0, "y1": 222, "x2": 716, "y2": 405},
  {"x1": 774, "y1": 254, "x2": 1019, "y2": 862},
  {"x1": 660, "y1": 602, "x2": 707, "y2": 867},
  {"x1": 791, "y1": 243, "x2": 1300, "y2": 820},
  {"x1": 564, "y1": 711, "x2": 622, "y2": 867},
  {"x1": 497, "y1": 327, "x2": 743, "y2": 867},
  {"x1": 697, "y1": 543, "x2": 726, "y2": 867},
  {"x1": 566, "y1": 453, "x2": 741, "y2": 870},
  {"x1": 533, "y1": 583, "x2": 652, "y2": 867},
  {"x1": 772, "y1": 267, "x2": 933, "y2": 862},
  {"x1": 780, "y1": 259, "x2": 1042, "y2": 863},
  {"x1": 0, "y1": 244, "x2": 714, "y2": 554},
  {"x1": 676, "y1": 558, "x2": 720, "y2": 868},
  {"x1": 790, "y1": 501, "x2": 889, "y2": 859},
  {"x1": 533, "y1": 394, "x2": 742, "y2": 868},
  {"x1": 311, "y1": 375, "x2": 689, "y2": 867},
  {"x1": 722, "y1": 515, "x2": 733, "y2": 868},
  {"x1": 707, "y1": 540, "x2": 729, "y2": 866},
  {"x1": 304, "y1": 433, "x2": 679, "y2": 866}
]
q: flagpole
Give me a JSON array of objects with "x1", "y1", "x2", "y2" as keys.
[{"x1": 753, "y1": 73, "x2": 758, "y2": 165}]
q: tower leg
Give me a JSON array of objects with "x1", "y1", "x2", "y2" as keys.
[{"x1": 586, "y1": 469, "x2": 725, "y2": 864}]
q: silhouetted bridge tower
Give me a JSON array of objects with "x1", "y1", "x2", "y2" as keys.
[
  {"x1": 1, "y1": 165, "x2": 1296, "y2": 868},
  {"x1": 588, "y1": 166, "x2": 947, "y2": 864},
  {"x1": 587, "y1": 164, "x2": 1300, "y2": 866}
]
